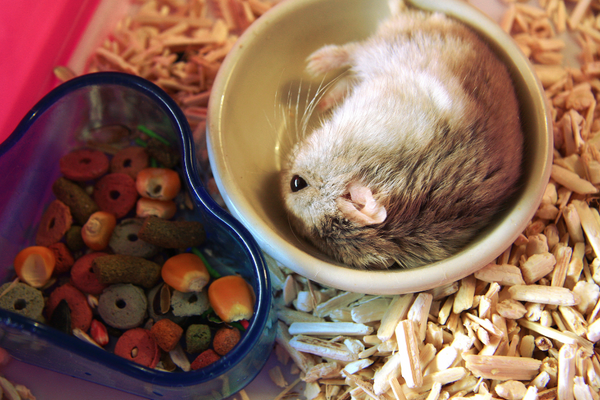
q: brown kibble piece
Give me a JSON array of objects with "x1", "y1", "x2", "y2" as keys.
[
  {"x1": 93, "y1": 254, "x2": 162, "y2": 289},
  {"x1": 35, "y1": 200, "x2": 73, "y2": 246},
  {"x1": 65, "y1": 226, "x2": 86, "y2": 252},
  {"x1": 150, "y1": 319, "x2": 184, "y2": 352},
  {"x1": 138, "y1": 216, "x2": 205, "y2": 248},
  {"x1": 53, "y1": 177, "x2": 99, "y2": 225},
  {"x1": 213, "y1": 326, "x2": 241, "y2": 356}
]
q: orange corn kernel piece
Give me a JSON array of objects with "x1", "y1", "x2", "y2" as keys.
[
  {"x1": 161, "y1": 253, "x2": 210, "y2": 293},
  {"x1": 208, "y1": 275, "x2": 255, "y2": 323},
  {"x1": 81, "y1": 211, "x2": 117, "y2": 251},
  {"x1": 136, "y1": 197, "x2": 177, "y2": 219},
  {"x1": 14, "y1": 246, "x2": 56, "y2": 288},
  {"x1": 136, "y1": 168, "x2": 181, "y2": 201}
]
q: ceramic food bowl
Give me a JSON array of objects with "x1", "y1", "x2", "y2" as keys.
[{"x1": 207, "y1": 0, "x2": 553, "y2": 295}]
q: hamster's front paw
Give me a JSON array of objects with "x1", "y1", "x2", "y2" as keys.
[
  {"x1": 305, "y1": 43, "x2": 355, "y2": 76},
  {"x1": 317, "y1": 75, "x2": 354, "y2": 111}
]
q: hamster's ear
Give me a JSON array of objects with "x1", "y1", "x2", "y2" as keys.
[{"x1": 336, "y1": 183, "x2": 387, "y2": 226}]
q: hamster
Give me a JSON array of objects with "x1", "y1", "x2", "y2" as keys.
[{"x1": 280, "y1": 10, "x2": 523, "y2": 270}]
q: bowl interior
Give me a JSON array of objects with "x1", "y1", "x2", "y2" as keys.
[
  {"x1": 0, "y1": 72, "x2": 275, "y2": 399},
  {"x1": 207, "y1": 0, "x2": 552, "y2": 294}
]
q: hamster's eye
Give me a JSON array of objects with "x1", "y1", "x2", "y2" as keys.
[{"x1": 291, "y1": 175, "x2": 308, "y2": 192}]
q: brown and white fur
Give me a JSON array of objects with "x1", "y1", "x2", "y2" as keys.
[{"x1": 280, "y1": 9, "x2": 523, "y2": 269}]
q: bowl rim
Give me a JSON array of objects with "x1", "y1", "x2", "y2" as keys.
[
  {"x1": 0, "y1": 71, "x2": 273, "y2": 386},
  {"x1": 207, "y1": 0, "x2": 553, "y2": 295}
]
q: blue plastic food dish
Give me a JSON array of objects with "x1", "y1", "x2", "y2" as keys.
[{"x1": 0, "y1": 72, "x2": 276, "y2": 400}]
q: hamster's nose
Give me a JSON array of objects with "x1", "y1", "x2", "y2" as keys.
[{"x1": 290, "y1": 175, "x2": 308, "y2": 192}]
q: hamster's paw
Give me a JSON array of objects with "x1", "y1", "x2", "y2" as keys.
[
  {"x1": 306, "y1": 44, "x2": 355, "y2": 76},
  {"x1": 318, "y1": 75, "x2": 354, "y2": 111}
]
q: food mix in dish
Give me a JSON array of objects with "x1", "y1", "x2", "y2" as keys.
[{"x1": 0, "y1": 126, "x2": 255, "y2": 372}]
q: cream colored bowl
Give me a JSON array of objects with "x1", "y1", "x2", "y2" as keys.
[{"x1": 207, "y1": 0, "x2": 552, "y2": 295}]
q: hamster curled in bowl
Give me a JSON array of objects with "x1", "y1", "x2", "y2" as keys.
[{"x1": 279, "y1": 10, "x2": 523, "y2": 270}]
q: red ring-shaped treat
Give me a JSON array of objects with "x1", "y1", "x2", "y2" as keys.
[
  {"x1": 110, "y1": 147, "x2": 149, "y2": 179},
  {"x1": 60, "y1": 149, "x2": 110, "y2": 181},
  {"x1": 70, "y1": 252, "x2": 109, "y2": 295},
  {"x1": 46, "y1": 283, "x2": 92, "y2": 332},
  {"x1": 93, "y1": 173, "x2": 138, "y2": 219},
  {"x1": 47, "y1": 242, "x2": 75, "y2": 275},
  {"x1": 114, "y1": 328, "x2": 160, "y2": 368},
  {"x1": 35, "y1": 200, "x2": 73, "y2": 247}
]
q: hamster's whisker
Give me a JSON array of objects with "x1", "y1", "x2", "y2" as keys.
[
  {"x1": 294, "y1": 79, "x2": 304, "y2": 142},
  {"x1": 300, "y1": 73, "x2": 344, "y2": 138},
  {"x1": 286, "y1": 213, "x2": 303, "y2": 245}
]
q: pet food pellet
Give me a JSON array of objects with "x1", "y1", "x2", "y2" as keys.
[
  {"x1": 146, "y1": 283, "x2": 186, "y2": 325},
  {"x1": 110, "y1": 146, "x2": 149, "y2": 178},
  {"x1": 70, "y1": 252, "x2": 109, "y2": 295},
  {"x1": 49, "y1": 299, "x2": 71, "y2": 334},
  {"x1": 185, "y1": 324, "x2": 212, "y2": 354},
  {"x1": 47, "y1": 242, "x2": 75, "y2": 275},
  {"x1": 136, "y1": 168, "x2": 181, "y2": 201},
  {"x1": 170, "y1": 289, "x2": 210, "y2": 317},
  {"x1": 81, "y1": 211, "x2": 117, "y2": 251},
  {"x1": 93, "y1": 254, "x2": 161, "y2": 289},
  {"x1": 161, "y1": 253, "x2": 210, "y2": 293},
  {"x1": 138, "y1": 216, "x2": 206, "y2": 249},
  {"x1": 146, "y1": 138, "x2": 180, "y2": 169},
  {"x1": 59, "y1": 148, "x2": 109, "y2": 181},
  {"x1": 114, "y1": 328, "x2": 160, "y2": 368},
  {"x1": 150, "y1": 318, "x2": 183, "y2": 352},
  {"x1": 98, "y1": 283, "x2": 148, "y2": 330},
  {"x1": 35, "y1": 200, "x2": 73, "y2": 246},
  {"x1": 90, "y1": 319, "x2": 109, "y2": 346},
  {"x1": 190, "y1": 349, "x2": 220, "y2": 370},
  {"x1": 52, "y1": 177, "x2": 99, "y2": 225},
  {"x1": 109, "y1": 218, "x2": 158, "y2": 258},
  {"x1": 64, "y1": 226, "x2": 86, "y2": 252},
  {"x1": 136, "y1": 197, "x2": 177, "y2": 219},
  {"x1": 213, "y1": 326, "x2": 241, "y2": 356},
  {"x1": 93, "y1": 173, "x2": 138, "y2": 218},
  {"x1": 87, "y1": 124, "x2": 131, "y2": 147},
  {"x1": 46, "y1": 283, "x2": 93, "y2": 332},
  {"x1": 13, "y1": 246, "x2": 55, "y2": 288},
  {"x1": 0, "y1": 282, "x2": 44, "y2": 321},
  {"x1": 208, "y1": 275, "x2": 255, "y2": 323}
]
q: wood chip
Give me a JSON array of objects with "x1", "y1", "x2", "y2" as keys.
[
  {"x1": 396, "y1": 320, "x2": 422, "y2": 389},
  {"x1": 289, "y1": 335, "x2": 358, "y2": 362},
  {"x1": 463, "y1": 355, "x2": 542, "y2": 381},
  {"x1": 508, "y1": 284, "x2": 580, "y2": 306},
  {"x1": 288, "y1": 322, "x2": 374, "y2": 336}
]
